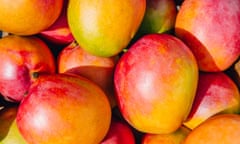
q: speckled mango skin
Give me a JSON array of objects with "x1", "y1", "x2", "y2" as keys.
[
  {"x1": 67, "y1": 0, "x2": 146, "y2": 57},
  {"x1": 175, "y1": 0, "x2": 240, "y2": 72},
  {"x1": 114, "y1": 34, "x2": 198, "y2": 134}
]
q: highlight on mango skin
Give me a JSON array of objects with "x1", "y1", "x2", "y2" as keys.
[{"x1": 0, "y1": 0, "x2": 239, "y2": 143}]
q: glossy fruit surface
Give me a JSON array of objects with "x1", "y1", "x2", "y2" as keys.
[
  {"x1": 114, "y1": 34, "x2": 198, "y2": 134},
  {"x1": 0, "y1": 0, "x2": 63, "y2": 35},
  {"x1": 175, "y1": 0, "x2": 240, "y2": 72},
  {"x1": 67, "y1": 0, "x2": 146, "y2": 57},
  {"x1": 58, "y1": 41, "x2": 118, "y2": 107},
  {"x1": 101, "y1": 119, "x2": 135, "y2": 144},
  {"x1": 16, "y1": 74, "x2": 111, "y2": 144},
  {"x1": 39, "y1": 0, "x2": 74, "y2": 45},
  {"x1": 0, "y1": 35, "x2": 55, "y2": 102},
  {"x1": 183, "y1": 114, "x2": 240, "y2": 144},
  {"x1": 184, "y1": 72, "x2": 240, "y2": 129},
  {"x1": 136, "y1": 0, "x2": 177, "y2": 36}
]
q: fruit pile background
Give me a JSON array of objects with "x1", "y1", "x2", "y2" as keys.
[{"x1": 0, "y1": 0, "x2": 239, "y2": 144}]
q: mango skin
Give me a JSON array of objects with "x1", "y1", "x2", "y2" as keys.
[
  {"x1": 67, "y1": 0, "x2": 146, "y2": 57},
  {"x1": 184, "y1": 72, "x2": 240, "y2": 130},
  {"x1": 16, "y1": 74, "x2": 111, "y2": 144},
  {"x1": 175, "y1": 0, "x2": 240, "y2": 72},
  {"x1": 0, "y1": 35, "x2": 56, "y2": 102},
  {"x1": 0, "y1": 0, "x2": 63, "y2": 35},
  {"x1": 136, "y1": 0, "x2": 177, "y2": 36},
  {"x1": 114, "y1": 34, "x2": 198, "y2": 134},
  {"x1": 142, "y1": 126, "x2": 191, "y2": 144},
  {"x1": 183, "y1": 114, "x2": 240, "y2": 144}
]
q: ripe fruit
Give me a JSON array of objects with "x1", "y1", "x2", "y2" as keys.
[
  {"x1": 183, "y1": 114, "x2": 240, "y2": 144},
  {"x1": 184, "y1": 72, "x2": 240, "y2": 129},
  {"x1": 136, "y1": 0, "x2": 177, "y2": 37},
  {"x1": 58, "y1": 41, "x2": 118, "y2": 107},
  {"x1": 175, "y1": 0, "x2": 240, "y2": 72},
  {"x1": 114, "y1": 34, "x2": 198, "y2": 134},
  {"x1": 39, "y1": 0, "x2": 74, "y2": 45},
  {"x1": 0, "y1": 35, "x2": 55, "y2": 102},
  {"x1": 67, "y1": 0, "x2": 146, "y2": 57},
  {"x1": 101, "y1": 119, "x2": 135, "y2": 144},
  {"x1": 0, "y1": 0, "x2": 63, "y2": 35},
  {"x1": 16, "y1": 74, "x2": 111, "y2": 144}
]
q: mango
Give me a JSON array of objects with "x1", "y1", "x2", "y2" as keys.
[{"x1": 67, "y1": 0, "x2": 146, "y2": 57}]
